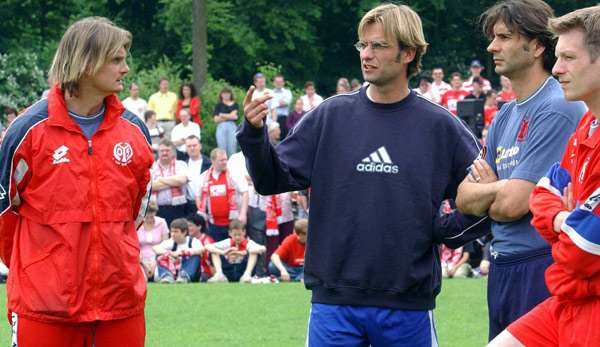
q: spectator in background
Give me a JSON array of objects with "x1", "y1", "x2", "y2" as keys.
[
  {"x1": 185, "y1": 135, "x2": 211, "y2": 215},
  {"x1": 153, "y1": 218, "x2": 204, "y2": 283},
  {"x1": 287, "y1": 98, "x2": 305, "y2": 130},
  {"x1": 462, "y1": 59, "x2": 492, "y2": 92},
  {"x1": 413, "y1": 74, "x2": 435, "y2": 101},
  {"x1": 269, "y1": 218, "x2": 307, "y2": 281},
  {"x1": 144, "y1": 110, "x2": 164, "y2": 155},
  {"x1": 300, "y1": 81, "x2": 323, "y2": 112},
  {"x1": 465, "y1": 77, "x2": 486, "y2": 100},
  {"x1": 122, "y1": 82, "x2": 147, "y2": 120},
  {"x1": 171, "y1": 108, "x2": 201, "y2": 161},
  {"x1": 152, "y1": 139, "x2": 189, "y2": 226},
  {"x1": 335, "y1": 77, "x2": 351, "y2": 94},
  {"x1": 431, "y1": 67, "x2": 451, "y2": 103},
  {"x1": 251, "y1": 73, "x2": 272, "y2": 101},
  {"x1": 350, "y1": 78, "x2": 362, "y2": 91},
  {"x1": 270, "y1": 74, "x2": 292, "y2": 139},
  {"x1": 205, "y1": 220, "x2": 266, "y2": 283},
  {"x1": 498, "y1": 75, "x2": 516, "y2": 102},
  {"x1": 197, "y1": 148, "x2": 249, "y2": 242},
  {"x1": 440, "y1": 244, "x2": 471, "y2": 278},
  {"x1": 137, "y1": 200, "x2": 169, "y2": 281},
  {"x1": 148, "y1": 77, "x2": 177, "y2": 136},
  {"x1": 441, "y1": 72, "x2": 469, "y2": 115},
  {"x1": 186, "y1": 213, "x2": 215, "y2": 281},
  {"x1": 213, "y1": 87, "x2": 239, "y2": 157},
  {"x1": 484, "y1": 89, "x2": 499, "y2": 126},
  {"x1": 176, "y1": 82, "x2": 202, "y2": 126}
]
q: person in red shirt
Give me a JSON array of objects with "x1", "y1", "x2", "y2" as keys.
[
  {"x1": 0, "y1": 17, "x2": 153, "y2": 346},
  {"x1": 497, "y1": 75, "x2": 517, "y2": 102},
  {"x1": 269, "y1": 219, "x2": 307, "y2": 281},
  {"x1": 484, "y1": 89, "x2": 499, "y2": 126},
  {"x1": 489, "y1": 6, "x2": 600, "y2": 347},
  {"x1": 175, "y1": 82, "x2": 202, "y2": 126},
  {"x1": 441, "y1": 72, "x2": 470, "y2": 115}
]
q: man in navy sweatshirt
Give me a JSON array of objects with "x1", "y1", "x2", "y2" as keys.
[{"x1": 237, "y1": 4, "x2": 486, "y2": 346}]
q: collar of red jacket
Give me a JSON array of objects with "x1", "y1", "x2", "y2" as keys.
[{"x1": 47, "y1": 84, "x2": 125, "y2": 133}]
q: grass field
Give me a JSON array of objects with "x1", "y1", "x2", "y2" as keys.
[{"x1": 0, "y1": 279, "x2": 488, "y2": 346}]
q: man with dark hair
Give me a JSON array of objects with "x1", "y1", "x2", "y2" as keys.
[
  {"x1": 465, "y1": 77, "x2": 486, "y2": 100},
  {"x1": 456, "y1": 0, "x2": 586, "y2": 340},
  {"x1": 300, "y1": 81, "x2": 323, "y2": 112},
  {"x1": 152, "y1": 138, "x2": 189, "y2": 225},
  {"x1": 0, "y1": 17, "x2": 153, "y2": 346},
  {"x1": 489, "y1": 5, "x2": 600, "y2": 346}
]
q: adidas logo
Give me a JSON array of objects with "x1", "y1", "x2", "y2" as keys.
[{"x1": 356, "y1": 146, "x2": 399, "y2": 174}]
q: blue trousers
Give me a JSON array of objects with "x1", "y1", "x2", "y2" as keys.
[
  {"x1": 157, "y1": 255, "x2": 200, "y2": 280},
  {"x1": 268, "y1": 261, "x2": 304, "y2": 281},
  {"x1": 306, "y1": 303, "x2": 438, "y2": 347}
]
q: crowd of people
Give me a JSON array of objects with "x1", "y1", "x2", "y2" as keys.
[{"x1": 1, "y1": 0, "x2": 600, "y2": 346}]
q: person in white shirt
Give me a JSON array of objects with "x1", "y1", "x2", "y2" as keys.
[
  {"x1": 171, "y1": 108, "x2": 200, "y2": 160},
  {"x1": 152, "y1": 139, "x2": 189, "y2": 226},
  {"x1": 153, "y1": 218, "x2": 204, "y2": 283},
  {"x1": 122, "y1": 82, "x2": 148, "y2": 120},
  {"x1": 185, "y1": 135, "x2": 211, "y2": 213},
  {"x1": 205, "y1": 220, "x2": 266, "y2": 283},
  {"x1": 269, "y1": 74, "x2": 293, "y2": 139},
  {"x1": 430, "y1": 67, "x2": 451, "y2": 103},
  {"x1": 300, "y1": 81, "x2": 324, "y2": 112}
]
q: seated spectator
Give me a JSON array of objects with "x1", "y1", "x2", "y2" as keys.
[
  {"x1": 440, "y1": 244, "x2": 471, "y2": 278},
  {"x1": 137, "y1": 200, "x2": 169, "y2": 281},
  {"x1": 205, "y1": 220, "x2": 266, "y2": 283},
  {"x1": 286, "y1": 98, "x2": 305, "y2": 130},
  {"x1": 153, "y1": 218, "x2": 204, "y2": 283},
  {"x1": 186, "y1": 213, "x2": 215, "y2": 281},
  {"x1": 176, "y1": 82, "x2": 202, "y2": 126},
  {"x1": 269, "y1": 219, "x2": 307, "y2": 281},
  {"x1": 171, "y1": 108, "x2": 201, "y2": 161},
  {"x1": 144, "y1": 110, "x2": 164, "y2": 155}
]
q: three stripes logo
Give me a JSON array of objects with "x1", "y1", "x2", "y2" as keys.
[{"x1": 356, "y1": 146, "x2": 399, "y2": 174}]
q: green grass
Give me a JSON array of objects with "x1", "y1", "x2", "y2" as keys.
[{"x1": 0, "y1": 279, "x2": 488, "y2": 346}]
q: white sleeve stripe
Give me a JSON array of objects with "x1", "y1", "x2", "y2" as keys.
[
  {"x1": 443, "y1": 216, "x2": 489, "y2": 240},
  {"x1": 562, "y1": 223, "x2": 600, "y2": 255},
  {"x1": 536, "y1": 177, "x2": 563, "y2": 198}
]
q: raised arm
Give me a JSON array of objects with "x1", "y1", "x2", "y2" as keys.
[{"x1": 236, "y1": 86, "x2": 318, "y2": 195}]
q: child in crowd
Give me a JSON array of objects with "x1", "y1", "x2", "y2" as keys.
[
  {"x1": 186, "y1": 213, "x2": 215, "y2": 281},
  {"x1": 153, "y1": 218, "x2": 204, "y2": 283},
  {"x1": 269, "y1": 219, "x2": 307, "y2": 281},
  {"x1": 440, "y1": 244, "x2": 471, "y2": 278},
  {"x1": 205, "y1": 220, "x2": 266, "y2": 283}
]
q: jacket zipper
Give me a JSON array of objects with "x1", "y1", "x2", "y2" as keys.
[{"x1": 88, "y1": 137, "x2": 101, "y2": 319}]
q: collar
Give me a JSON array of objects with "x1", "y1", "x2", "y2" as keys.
[{"x1": 47, "y1": 84, "x2": 124, "y2": 133}]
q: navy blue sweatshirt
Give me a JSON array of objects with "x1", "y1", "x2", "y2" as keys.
[{"x1": 237, "y1": 87, "x2": 484, "y2": 310}]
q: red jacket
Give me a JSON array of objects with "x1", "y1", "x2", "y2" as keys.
[
  {"x1": 530, "y1": 111, "x2": 600, "y2": 300},
  {"x1": 175, "y1": 96, "x2": 202, "y2": 127},
  {"x1": 0, "y1": 85, "x2": 154, "y2": 323}
]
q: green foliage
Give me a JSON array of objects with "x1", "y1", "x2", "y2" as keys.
[{"x1": 0, "y1": 51, "x2": 47, "y2": 110}]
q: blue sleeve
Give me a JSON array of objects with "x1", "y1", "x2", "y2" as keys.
[
  {"x1": 434, "y1": 211, "x2": 491, "y2": 248},
  {"x1": 511, "y1": 112, "x2": 577, "y2": 183},
  {"x1": 236, "y1": 110, "x2": 320, "y2": 195}
]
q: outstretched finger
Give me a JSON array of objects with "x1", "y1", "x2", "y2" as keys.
[{"x1": 243, "y1": 85, "x2": 256, "y2": 108}]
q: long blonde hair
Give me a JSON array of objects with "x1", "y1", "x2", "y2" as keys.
[{"x1": 48, "y1": 17, "x2": 131, "y2": 96}]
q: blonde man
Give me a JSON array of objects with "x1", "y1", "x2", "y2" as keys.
[
  {"x1": 0, "y1": 17, "x2": 153, "y2": 346},
  {"x1": 489, "y1": 5, "x2": 600, "y2": 347},
  {"x1": 239, "y1": 4, "x2": 487, "y2": 346}
]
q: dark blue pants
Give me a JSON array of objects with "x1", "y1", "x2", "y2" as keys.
[
  {"x1": 207, "y1": 223, "x2": 229, "y2": 242},
  {"x1": 487, "y1": 248, "x2": 552, "y2": 341}
]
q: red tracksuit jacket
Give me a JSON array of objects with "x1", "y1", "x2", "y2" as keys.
[
  {"x1": 530, "y1": 110, "x2": 600, "y2": 300},
  {"x1": 0, "y1": 85, "x2": 154, "y2": 322}
]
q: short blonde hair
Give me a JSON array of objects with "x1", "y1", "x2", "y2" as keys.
[
  {"x1": 548, "y1": 5, "x2": 600, "y2": 61},
  {"x1": 49, "y1": 17, "x2": 132, "y2": 96},
  {"x1": 358, "y1": 4, "x2": 428, "y2": 78}
]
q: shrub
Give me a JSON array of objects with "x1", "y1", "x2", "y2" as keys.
[{"x1": 0, "y1": 51, "x2": 47, "y2": 116}]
